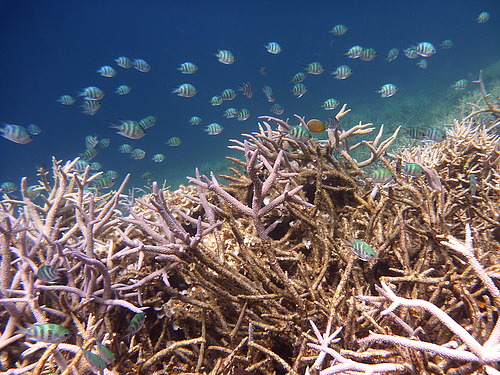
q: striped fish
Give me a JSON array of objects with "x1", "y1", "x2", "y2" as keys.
[
  {"x1": 0, "y1": 182, "x2": 17, "y2": 193},
  {"x1": 98, "y1": 138, "x2": 110, "y2": 148},
  {"x1": 385, "y1": 48, "x2": 399, "y2": 62},
  {"x1": 344, "y1": 239, "x2": 377, "y2": 261},
  {"x1": 97, "y1": 65, "x2": 117, "y2": 77},
  {"x1": 344, "y1": 45, "x2": 363, "y2": 58},
  {"x1": 115, "y1": 56, "x2": 133, "y2": 68},
  {"x1": 321, "y1": 98, "x2": 339, "y2": 110},
  {"x1": 403, "y1": 48, "x2": 419, "y2": 59},
  {"x1": 403, "y1": 128, "x2": 426, "y2": 140},
  {"x1": 452, "y1": 79, "x2": 468, "y2": 90},
  {"x1": 141, "y1": 172, "x2": 154, "y2": 181},
  {"x1": 238, "y1": 81, "x2": 253, "y2": 98},
  {"x1": 105, "y1": 170, "x2": 118, "y2": 179},
  {"x1": 177, "y1": 62, "x2": 198, "y2": 74},
  {"x1": 139, "y1": 116, "x2": 157, "y2": 129},
  {"x1": 97, "y1": 343, "x2": 115, "y2": 364},
  {"x1": 118, "y1": 144, "x2": 133, "y2": 153},
  {"x1": 332, "y1": 65, "x2": 352, "y2": 79},
  {"x1": 204, "y1": 123, "x2": 223, "y2": 135},
  {"x1": 424, "y1": 128, "x2": 446, "y2": 143},
  {"x1": 90, "y1": 162, "x2": 102, "y2": 170},
  {"x1": 291, "y1": 72, "x2": 307, "y2": 83},
  {"x1": 360, "y1": 48, "x2": 377, "y2": 61},
  {"x1": 172, "y1": 83, "x2": 197, "y2": 97},
  {"x1": 1, "y1": 124, "x2": 33, "y2": 144},
  {"x1": 130, "y1": 149, "x2": 146, "y2": 160},
  {"x1": 329, "y1": 24, "x2": 348, "y2": 36},
  {"x1": 126, "y1": 312, "x2": 146, "y2": 338},
  {"x1": 415, "y1": 42, "x2": 435, "y2": 57},
  {"x1": 215, "y1": 49, "x2": 235, "y2": 64},
  {"x1": 133, "y1": 58, "x2": 151, "y2": 72},
  {"x1": 220, "y1": 88, "x2": 237, "y2": 101},
  {"x1": 80, "y1": 148, "x2": 98, "y2": 161},
  {"x1": 36, "y1": 265, "x2": 60, "y2": 283},
  {"x1": 210, "y1": 95, "x2": 223, "y2": 106},
  {"x1": 152, "y1": 153, "x2": 165, "y2": 162},
  {"x1": 57, "y1": 95, "x2": 75, "y2": 105},
  {"x1": 403, "y1": 163, "x2": 425, "y2": 177},
  {"x1": 270, "y1": 104, "x2": 284, "y2": 115},
  {"x1": 81, "y1": 100, "x2": 101, "y2": 115},
  {"x1": 27, "y1": 124, "x2": 41, "y2": 135},
  {"x1": 82, "y1": 349, "x2": 107, "y2": 372},
  {"x1": 108, "y1": 120, "x2": 146, "y2": 139},
  {"x1": 73, "y1": 160, "x2": 90, "y2": 172},
  {"x1": 417, "y1": 59, "x2": 428, "y2": 69},
  {"x1": 223, "y1": 108, "x2": 239, "y2": 118},
  {"x1": 189, "y1": 116, "x2": 202, "y2": 125},
  {"x1": 262, "y1": 85, "x2": 275, "y2": 102},
  {"x1": 305, "y1": 62, "x2": 324, "y2": 75},
  {"x1": 291, "y1": 83, "x2": 307, "y2": 98},
  {"x1": 16, "y1": 323, "x2": 71, "y2": 343},
  {"x1": 93, "y1": 177, "x2": 116, "y2": 189},
  {"x1": 85, "y1": 135, "x2": 99, "y2": 149},
  {"x1": 167, "y1": 137, "x2": 182, "y2": 146},
  {"x1": 288, "y1": 126, "x2": 311, "y2": 142},
  {"x1": 265, "y1": 42, "x2": 281, "y2": 54},
  {"x1": 78, "y1": 86, "x2": 105, "y2": 100},
  {"x1": 477, "y1": 11, "x2": 489, "y2": 23},
  {"x1": 440, "y1": 40, "x2": 453, "y2": 49},
  {"x1": 114, "y1": 85, "x2": 131, "y2": 95},
  {"x1": 237, "y1": 108, "x2": 251, "y2": 121},
  {"x1": 377, "y1": 84, "x2": 398, "y2": 98},
  {"x1": 370, "y1": 168, "x2": 394, "y2": 185}
]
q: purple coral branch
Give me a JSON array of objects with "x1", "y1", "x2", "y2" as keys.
[{"x1": 187, "y1": 140, "x2": 313, "y2": 240}]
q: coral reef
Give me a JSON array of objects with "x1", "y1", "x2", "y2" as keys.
[{"x1": 1, "y1": 71, "x2": 500, "y2": 375}]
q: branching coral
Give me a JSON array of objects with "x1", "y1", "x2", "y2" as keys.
[{"x1": 2, "y1": 71, "x2": 500, "y2": 375}]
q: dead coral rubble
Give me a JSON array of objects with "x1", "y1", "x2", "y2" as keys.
[{"x1": 1, "y1": 74, "x2": 500, "y2": 375}]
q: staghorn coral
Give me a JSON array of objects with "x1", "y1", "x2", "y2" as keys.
[{"x1": 1, "y1": 71, "x2": 500, "y2": 375}]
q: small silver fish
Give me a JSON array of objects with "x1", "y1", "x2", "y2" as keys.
[
  {"x1": 321, "y1": 98, "x2": 339, "y2": 110},
  {"x1": 16, "y1": 323, "x2": 71, "y2": 343},
  {"x1": 172, "y1": 83, "x2": 197, "y2": 97},
  {"x1": 177, "y1": 62, "x2": 198, "y2": 74},
  {"x1": 477, "y1": 11, "x2": 489, "y2": 23},
  {"x1": 215, "y1": 49, "x2": 235, "y2": 64},
  {"x1": 114, "y1": 85, "x2": 131, "y2": 95},
  {"x1": 130, "y1": 148, "x2": 146, "y2": 160},
  {"x1": 262, "y1": 85, "x2": 275, "y2": 102},
  {"x1": 97, "y1": 65, "x2": 117, "y2": 77},
  {"x1": 329, "y1": 24, "x2": 348, "y2": 36},
  {"x1": 237, "y1": 108, "x2": 251, "y2": 121},
  {"x1": 415, "y1": 42, "x2": 436, "y2": 57},
  {"x1": 152, "y1": 154, "x2": 165, "y2": 162},
  {"x1": 115, "y1": 56, "x2": 133, "y2": 68},
  {"x1": 291, "y1": 83, "x2": 307, "y2": 98},
  {"x1": 57, "y1": 95, "x2": 76, "y2": 105},
  {"x1": 27, "y1": 124, "x2": 41, "y2": 135},
  {"x1": 167, "y1": 137, "x2": 182, "y2": 146},
  {"x1": 0, "y1": 182, "x2": 18, "y2": 193},
  {"x1": 133, "y1": 58, "x2": 151, "y2": 72},
  {"x1": 78, "y1": 86, "x2": 105, "y2": 101},
  {"x1": 332, "y1": 65, "x2": 352, "y2": 79},
  {"x1": 377, "y1": 84, "x2": 398, "y2": 98},
  {"x1": 189, "y1": 116, "x2": 202, "y2": 125},
  {"x1": 305, "y1": 62, "x2": 324, "y2": 75},
  {"x1": 385, "y1": 48, "x2": 399, "y2": 62},
  {"x1": 265, "y1": 42, "x2": 282, "y2": 54},
  {"x1": 1, "y1": 124, "x2": 33, "y2": 144},
  {"x1": 238, "y1": 81, "x2": 253, "y2": 98},
  {"x1": 204, "y1": 123, "x2": 223, "y2": 135}
]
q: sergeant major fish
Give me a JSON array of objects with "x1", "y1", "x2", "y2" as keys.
[
  {"x1": 1, "y1": 124, "x2": 33, "y2": 144},
  {"x1": 16, "y1": 323, "x2": 71, "y2": 343},
  {"x1": 108, "y1": 120, "x2": 146, "y2": 139},
  {"x1": 172, "y1": 83, "x2": 197, "y2": 97},
  {"x1": 215, "y1": 49, "x2": 235, "y2": 64},
  {"x1": 133, "y1": 58, "x2": 151, "y2": 72},
  {"x1": 177, "y1": 62, "x2": 198, "y2": 74},
  {"x1": 377, "y1": 84, "x2": 398, "y2": 98},
  {"x1": 97, "y1": 65, "x2": 117, "y2": 77},
  {"x1": 265, "y1": 42, "x2": 281, "y2": 54}
]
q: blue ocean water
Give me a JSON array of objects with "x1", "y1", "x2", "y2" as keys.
[{"x1": 0, "y1": 0, "x2": 499, "y2": 193}]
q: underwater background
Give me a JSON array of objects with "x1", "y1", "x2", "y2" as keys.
[{"x1": 1, "y1": 0, "x2": 499, "y2": 192}]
